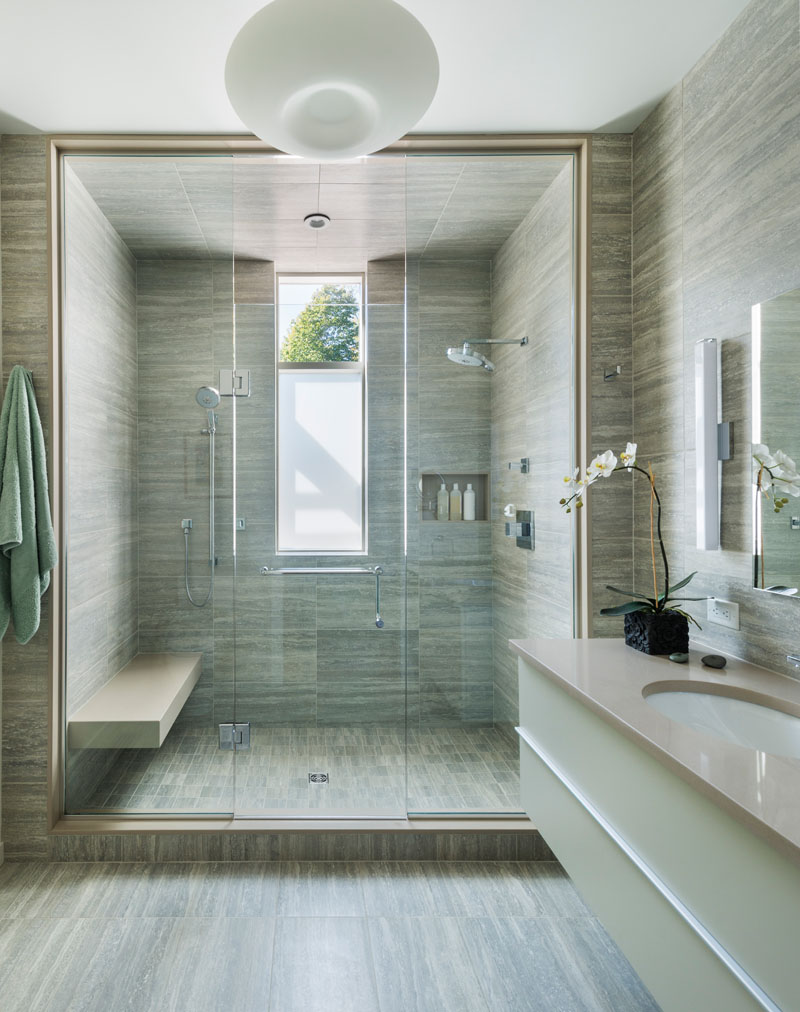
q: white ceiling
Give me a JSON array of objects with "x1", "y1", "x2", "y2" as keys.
[{"x1": 0, "y1": 0, "x2": 750, "y2": 137}]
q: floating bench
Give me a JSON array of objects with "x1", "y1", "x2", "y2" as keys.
[{"x1": 67, "y1": 653, "x2": 202, "y2": 750}]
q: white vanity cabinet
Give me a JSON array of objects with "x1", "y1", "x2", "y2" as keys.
[{"x1": 514, "y1": 639, "x2": 800, "y2": 1012}]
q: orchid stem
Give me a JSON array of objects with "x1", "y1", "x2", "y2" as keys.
[
  {"x1": 562, "y1": 462, "x2": 671, "y2": 609},
  {"x1": 648, "y1": 465, "x2": 657, "y2": 605},
  {"x1": 614, "y1": 464, "x2": 669, "y2": 608}
]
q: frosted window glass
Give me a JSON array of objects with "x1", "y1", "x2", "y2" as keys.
[{"x1": 278, "y1": 370, "x2": 364, "y2": 552}]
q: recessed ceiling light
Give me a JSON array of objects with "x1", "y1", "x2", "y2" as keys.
[
  {"x1": 224, "y1": 0, "x2": 439, "y2": 160},
  {"x1": 304, "y1": 213, "x2": 331, "y2": 230}
]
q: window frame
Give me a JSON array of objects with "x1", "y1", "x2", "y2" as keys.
[{"x1": 275, "y1": 271, "x2": 368, "y2": 556}]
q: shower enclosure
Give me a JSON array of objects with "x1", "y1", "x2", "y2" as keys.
[{"x1": 59, "y1": 146, "x2": 577, "y2": 821}]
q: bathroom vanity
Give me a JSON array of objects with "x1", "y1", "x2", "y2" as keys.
[{"x1": 513, "y1": 638, "x2": 800, "y2": 1012}]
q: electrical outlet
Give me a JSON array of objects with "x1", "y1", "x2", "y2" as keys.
[{"x1": 707, "y1": 598, "x2": 740, "y2": 630}]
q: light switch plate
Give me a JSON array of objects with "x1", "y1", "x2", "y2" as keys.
[{"x1": 707, "y1": 598, "x2": 740, "y2": 630}]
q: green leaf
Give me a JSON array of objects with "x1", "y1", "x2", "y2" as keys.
[
  {"x1": 667, "y1": 572, "x2": 698, "y2": 595},
  {"x1": 605, "y1": 585, "x2": 656, "y2": 605},
  {"x1": 669, "y1": 607, "x2": 703, "y2": 630},
  {"x1": 599, "y1": 601, "x2": 653, "y2": 616},
  {"x1": 664, "y1": 596, "x2": 708, "y2": 603}
]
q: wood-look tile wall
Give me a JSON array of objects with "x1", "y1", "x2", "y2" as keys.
[
  {"x1": 63, "y1": 168, "x2": 140, "y2": 807},
  {"x1": 489, "y1": 163, "x2": 576, "y2": 735},
  {"x1": 413, "y1": 258, "x2": 494, "y2": 728},
  {"x1": 589, "y1": 135, "x2": 635, "y2": 637},
  {"x1": 135, "y1": 257, "x2": 234, "y2": 727},
  {"x1": 0, "y1": 135, "x2": 50, "y2": 858},
  {"x1": 64, "y1": 168, "x2": 139, "y2": 715},
  {"x1": 631, "y1": 0, "x2": 800, "y2": 676}
]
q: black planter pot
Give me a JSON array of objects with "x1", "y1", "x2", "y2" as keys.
[{"x1": 623, "y1": 610, "x2": 689, "y2": 655}]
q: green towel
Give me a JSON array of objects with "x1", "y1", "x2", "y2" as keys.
[{"x1": 0, "y1": 366, "x2": 58, "y2": 644}]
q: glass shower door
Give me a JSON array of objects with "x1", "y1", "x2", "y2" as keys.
[
  {"x1": 62, "y1": 153, "x2": 236, "y2": 816},
  {"x1": 405, "y1": 153, "x2": 576, "y2": 815},
  {"x1": 231, "y1": 155, "x2": 409, "y2": 818}
]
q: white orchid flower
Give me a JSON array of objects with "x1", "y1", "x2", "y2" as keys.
[
  {"x1": 753, "y1": 444, "x2": 776, "y2": 468},
  {"x1": 586, "y1": 449, "x2": 617, "y2": 480},
  {"x1": 619, "y1": 442, "x2": 637, "y2": 471},
  {"x1": 753, "y1": 444, "x2": 800, "y2": 506},
  {"x1": 772, "y1": 449, "x2": 799, "y2": 478},
  {"x1": 561, "y1": 467, "x2": 580, "y2": 487}
]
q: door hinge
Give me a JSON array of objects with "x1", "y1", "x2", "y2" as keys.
[
  {"x1": 219, "y1": 369, "x2": 251, "y2": 397},
  {"x1": 218, "y1": 722, "x2": 251, "y2": 751}
]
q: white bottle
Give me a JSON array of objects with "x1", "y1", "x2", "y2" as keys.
[
  {"x1": 463, "y1": 483, "x2": 476, "y2": 521},
  {"x1": 449, "y1": 482, "x2": 462, "y2": 521},
  {"x1": 436, "y1": 483, "x2": 449, "y2": 521}
]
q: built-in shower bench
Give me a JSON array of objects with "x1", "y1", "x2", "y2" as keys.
[{"x1": 67, "y1": 653, "x2": 202, "y2": 749}]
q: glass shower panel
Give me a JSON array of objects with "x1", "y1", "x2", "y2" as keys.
[
  {"x1": 406, "y1": 153, "x2": 576, "y2": 814},
  {"x1": 231, "y1": 155, "x2": 409, "y2": 817},
  {"x1": 62, "y1": 154, "x2": 235, "y2": 815}
]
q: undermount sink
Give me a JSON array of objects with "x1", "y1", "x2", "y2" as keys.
[{"x1": 643, "y1": 681, "x2": 800, "y2": 759}]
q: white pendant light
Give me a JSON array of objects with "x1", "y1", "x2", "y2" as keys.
[{"x1": 224, "y1": 0, "x2": 439, "y2": 160}]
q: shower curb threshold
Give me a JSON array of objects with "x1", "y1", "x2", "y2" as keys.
[
  {"x1": 51, "y1": 815, "x2": 534, "y2": 834},
  {"x1": 43, "y1": 816, "x2": 555, "y2": 862}
]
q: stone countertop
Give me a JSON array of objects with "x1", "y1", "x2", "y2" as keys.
[{"x1": 510, "y1": 637, "x2": 800, "y2": 867}]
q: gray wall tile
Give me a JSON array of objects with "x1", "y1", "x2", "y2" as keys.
[{"x1": 631, "y1": 0, "x2": 800, "y2": 676}]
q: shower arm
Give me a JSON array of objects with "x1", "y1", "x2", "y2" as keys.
[{"x1": 474, "y1": 336, "x2": 529, "y2": 347}]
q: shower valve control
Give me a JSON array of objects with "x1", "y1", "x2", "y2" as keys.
[
  {"x1": 181, "y1": 519, "x2": 193, "y2": 531},
  {"x1": 505, "y1": 510, "x2": 534, "y2": 550}
]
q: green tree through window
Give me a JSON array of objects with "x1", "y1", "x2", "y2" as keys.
[{"x1": 280, "y1": 283, "x2": 360, "y2": 362}]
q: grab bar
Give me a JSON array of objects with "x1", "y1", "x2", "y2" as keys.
[
  {"x1": 260, "y1": 566, "x2": 381, "y2": 576},
  {"x1": 260, "y1": 564, "x2": 385, "y2": 628}
]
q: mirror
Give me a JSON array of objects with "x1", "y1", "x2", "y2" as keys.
[{"x1": 752, "y1": 286, "x2": 800, "y2": 595}]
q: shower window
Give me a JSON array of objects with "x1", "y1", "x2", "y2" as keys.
[{"x1": 276, "y1": 274, "x2": 366, "y2": 553}]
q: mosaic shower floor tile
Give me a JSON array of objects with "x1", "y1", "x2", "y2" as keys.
[{"x1": 78, "y1": 726, "x2": 521, "y2": 816}]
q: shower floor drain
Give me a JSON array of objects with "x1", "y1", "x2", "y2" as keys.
[{"x1": 308, "y1": 772, "x2": 329, "y2": 784}]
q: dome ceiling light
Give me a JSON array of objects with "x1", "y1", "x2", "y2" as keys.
[{"x1": 224, "y1": 0, "x2": 439, "y2": 160}]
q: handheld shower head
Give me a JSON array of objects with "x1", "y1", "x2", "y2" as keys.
[{"x1": 196, "y1": 385, "x2": 221, "y2": 409}]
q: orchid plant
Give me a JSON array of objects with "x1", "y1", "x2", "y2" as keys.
[{"x1": 560, "y1": 443, "x2": 705, "y2": 625}]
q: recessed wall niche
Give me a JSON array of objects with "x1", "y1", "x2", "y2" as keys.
[{"x1": 420, "y1": 472, "x2": 489, "y2": 521}]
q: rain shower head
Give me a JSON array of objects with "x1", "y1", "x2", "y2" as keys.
[
  {"x1": 196, "y1": 385, "x2": 221, "y2": 409},
  {"x1": 446, "y1": 342, "x2": 494, "y2": 372}
]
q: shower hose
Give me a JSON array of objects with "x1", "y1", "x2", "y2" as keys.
[{"x1": 184, "y1": 414, "x2": 216, "y2": 607}]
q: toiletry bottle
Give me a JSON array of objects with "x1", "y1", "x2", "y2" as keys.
[
  {"x1": 449, "y1": 482, "x2": 462, "y2": 521},
  {"x1": 436, "y1": 483, "x2": 449, "y2": 521},
  {"x1": 463, "y1": 483, "x2": 476, "y2": 521}
]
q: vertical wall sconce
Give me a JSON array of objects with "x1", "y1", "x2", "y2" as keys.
[{"x1": 695, "y1": 339, "x2": 732, "y2": 550}]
